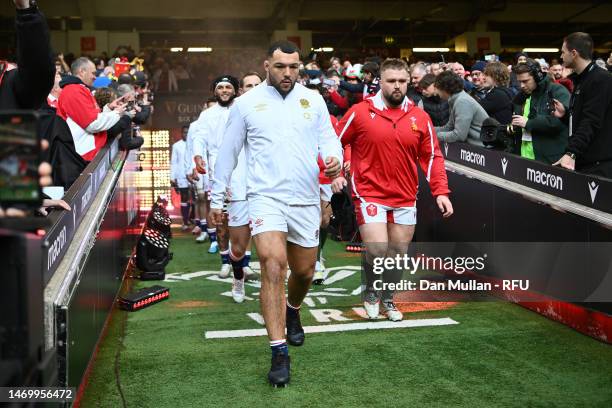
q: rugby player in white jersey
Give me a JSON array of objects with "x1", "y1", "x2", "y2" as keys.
[
  {"x1": 184, "y1": 97, "x2": 216, "y2": 242},
  {"x1": 225, "y1": 72, "x2": 263, "y2": 303},
  {"x1": 211, "y1": 41, "x2": 343, "y2": 387},
  {"x1": 192, "y1": 76, "x2": 238, "y2": 275}
]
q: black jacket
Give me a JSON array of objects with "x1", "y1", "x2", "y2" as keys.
[
  {"x1": 421, "y1": 95, "x2": 449, "y2": 127},
  {"x1": 0, "y1": 6, "x2": 54, "y2": 110},
  {"x1": 132, "y1": 104, "x2": 152, "y2": 125},
  {"x1": 38, "y1": 104, "x2": 87, "y2": 189},
  {"x1": 478, "y1": 86, "x2": 513, "y2": 125},
  {"x1": 407, "y1": 87, "x2": 422, "y2": 107},
  {"x1": 107, "y1": 115, "x2": 132, "y2": 139},
  {"x1": 339, "y1": 77, "x2": 380, "y2": 97},
  {"x1": 565, "y1": 62, "x2": 612, "y2": 172}
]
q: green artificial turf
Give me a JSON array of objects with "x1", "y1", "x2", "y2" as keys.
[{"x1": 80, "y1": 229, "x2": 612, "y2": 408}]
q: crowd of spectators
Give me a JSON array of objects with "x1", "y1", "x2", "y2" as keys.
[
  {"x1": 283, "y1": 36, "x2": 612, "y2": 178},
  {"x1": 57, "y1": 48, "x2": 266, "y2": 94}
]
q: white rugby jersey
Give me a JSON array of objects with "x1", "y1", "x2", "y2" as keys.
[
  {"x1": 183, "y1": 103, "x2": 229, "y2": 179},
  {"x1": 211, "y1": 82, "x2": 343, "y2": 208},
  {"x1": 192, "y1": 103, "x2": 230, "y2": 181},
  {"x1": 170, "y1": 139, "x2": 189, "y2": 188},
  {"x1": 210, "y1": 108, "x2": 247, "y2": 201},
  {"x1": 206, "y1": 107, "x2": 231, "y2": 179},
  {"x1": 183, "y1": 118, "x2": 200, "y2": 178}
]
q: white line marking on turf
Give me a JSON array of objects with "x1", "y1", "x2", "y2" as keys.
[
  {"x1": 205, "y1": 318, "x2": 459, "y2": 339},
  {"x1": 351, "y1": 286, "x2": 365, "y2": 296},
  {"x1": 208, "y1": 276, "x2": 261, "y2": 288},
  {"x1": 310, "y1": 309, "x2": 352, "y2": 322},
  {"x1": 316, "y1": 297, "x2": 327, "y2": 304},
  {"x1": 164, "y1": 271, "x2": 221, "y2": 282},
  {"x1": 325, "y1": 266, "x2": 361, "y2": 272},
  {"x1": 247, "y1": 313, "x2": 265, "y2": 325},
  {"x1": 323, "y1": 270, "x2": 357, "y2": 285},
  {"x1": 303, "y1": 298, "x2": 315, "y2": 307},
  {"x1": 306, "y1": 292, "x2": 350, "y2": 297},
  {"x1": 324, "y1": 288, "x2": 347, "y2": 292}
]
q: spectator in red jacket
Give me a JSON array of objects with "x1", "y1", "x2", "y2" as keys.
[{"x1": 57, "y1": 57, "x2": 125, "y2": 161}]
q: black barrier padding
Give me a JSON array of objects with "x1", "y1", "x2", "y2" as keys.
[
  {"x1": 42, "y1": 140, "x2": 121, "y2": 284},
  {"x1": 414, "y1": 166, "x2": 612, "y2": 309},
  {"x1": 441, "y1": 142, "x2": 612, "y2": 214}
]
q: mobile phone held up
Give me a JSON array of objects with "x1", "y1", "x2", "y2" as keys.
[{"x1": 0, "y1": 111, "x2": 41, "y2": 209}]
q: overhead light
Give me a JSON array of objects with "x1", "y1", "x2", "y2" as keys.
[
  {"x1": 412, "y1": 47, "x2": 450, "y2": 52},
  {"x1": 522, "y1": 48, "x2": 559, "y2": 53},
  {"x1": 313, "y1": 47, "x2": 334, "y2": 52},
  {"x1": 187, "y1": 47, "x2": 213, "y2": 52},
  {"x1": 384, "y1": 36, "x2": 395, "y2": 45},
  {"x1": 170, "y1": 47, "x2": 184, "y2": 52}
]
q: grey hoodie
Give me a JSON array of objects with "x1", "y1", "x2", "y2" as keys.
[{"x1": 435, "y1": 90, "x2": 488, "y2": 146}]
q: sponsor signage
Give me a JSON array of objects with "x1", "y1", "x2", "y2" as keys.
[
  {"x1": 42, "y1": 211, "x2": 75, "y2": 284},
  {"x1": 152, "y1": 93, "x2": 206, "y2": 129},
  {"x1": 42, "y1": 144, "x2": 118, "y2": 282},
  {"x1": 443, "y1": 143, "x2": 612, "y2": 214}
]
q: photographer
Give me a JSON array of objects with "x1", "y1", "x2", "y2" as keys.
[
  {"x1": 113, "y1": 84, "x2": 144, "y2": 150},
  {"x1": 511, "y1": 59, "x2": 570, "y2": 164},
  {"x1": 132, "y1": 71, "x2": 154, "y2": 124},
  {"x1": 0, "y1": 0, "x2": 55, "y2": 110}
]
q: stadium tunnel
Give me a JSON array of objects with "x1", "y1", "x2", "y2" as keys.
[{"x1": 2, "y1": 131, "x2": 611, "y2": 404}]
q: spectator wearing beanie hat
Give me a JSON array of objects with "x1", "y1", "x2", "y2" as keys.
[{"x1": 469, "y1": 60, "x2": 488, "y2": 101}]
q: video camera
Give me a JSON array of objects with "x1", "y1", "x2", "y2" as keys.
[{"x1": 480, "y1": 117, "x2": 517, "y2": 153}]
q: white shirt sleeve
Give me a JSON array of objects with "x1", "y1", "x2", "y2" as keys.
[
  {"x1": 211, "y1": 104, "x2": 247, "y2": 209},
  {"x1": 192, "y1": 122, "x2": 208, "y2": 162},
  {"x1": 207, "y1": 115, "x2": 227, "y2": 180},
  {"x1": 170, "y1": 143, "x2": 179, "y2": 181},
  {"x1": 317, "y1": 101, "x2": 343, "y2": 167},
  {"x1": 184, "y1": 123, "x2": 197, "y2": 177},
  {"x1": 85, "y1": 111, "x2": 121, "y2": 133}
]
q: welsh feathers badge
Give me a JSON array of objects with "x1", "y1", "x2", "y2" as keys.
[{"x1": 410, "y1": 116, "x2": 419, "y2": 131}]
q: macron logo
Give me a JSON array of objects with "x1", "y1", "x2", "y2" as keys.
[
  {"x1": 444, "y1": 143, "x2": 449, "y2": 156},
  {"x1": 588, "y1": 181, "x2": 599, "y2": 204},
  {"x1": 370, "y1": 112, "x2": 376, "y2": 119},
  {"x1": 526, "y1": 168, "x2": 563, "y2": 191},
  {"x1": 501, "y1": 157, "x2": 508, "y2": 175},
  {"x1": 460, "y1": 149, "x2": 486, "y2": 167}
]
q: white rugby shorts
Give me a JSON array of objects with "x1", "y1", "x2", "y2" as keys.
[{"x1": 248, "y1": 196, "x2": 320, "y2": 247}]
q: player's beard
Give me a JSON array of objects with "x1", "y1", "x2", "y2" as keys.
[
  {"x1": 382, "y1": 89, "x2": 406, "y2": 107},
  {"x1": 216, "y1": 92, "x2": 236, "y2": 107},
  {"x1": 268, "y1": 74, "x2": 296, "y2": 98}
]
